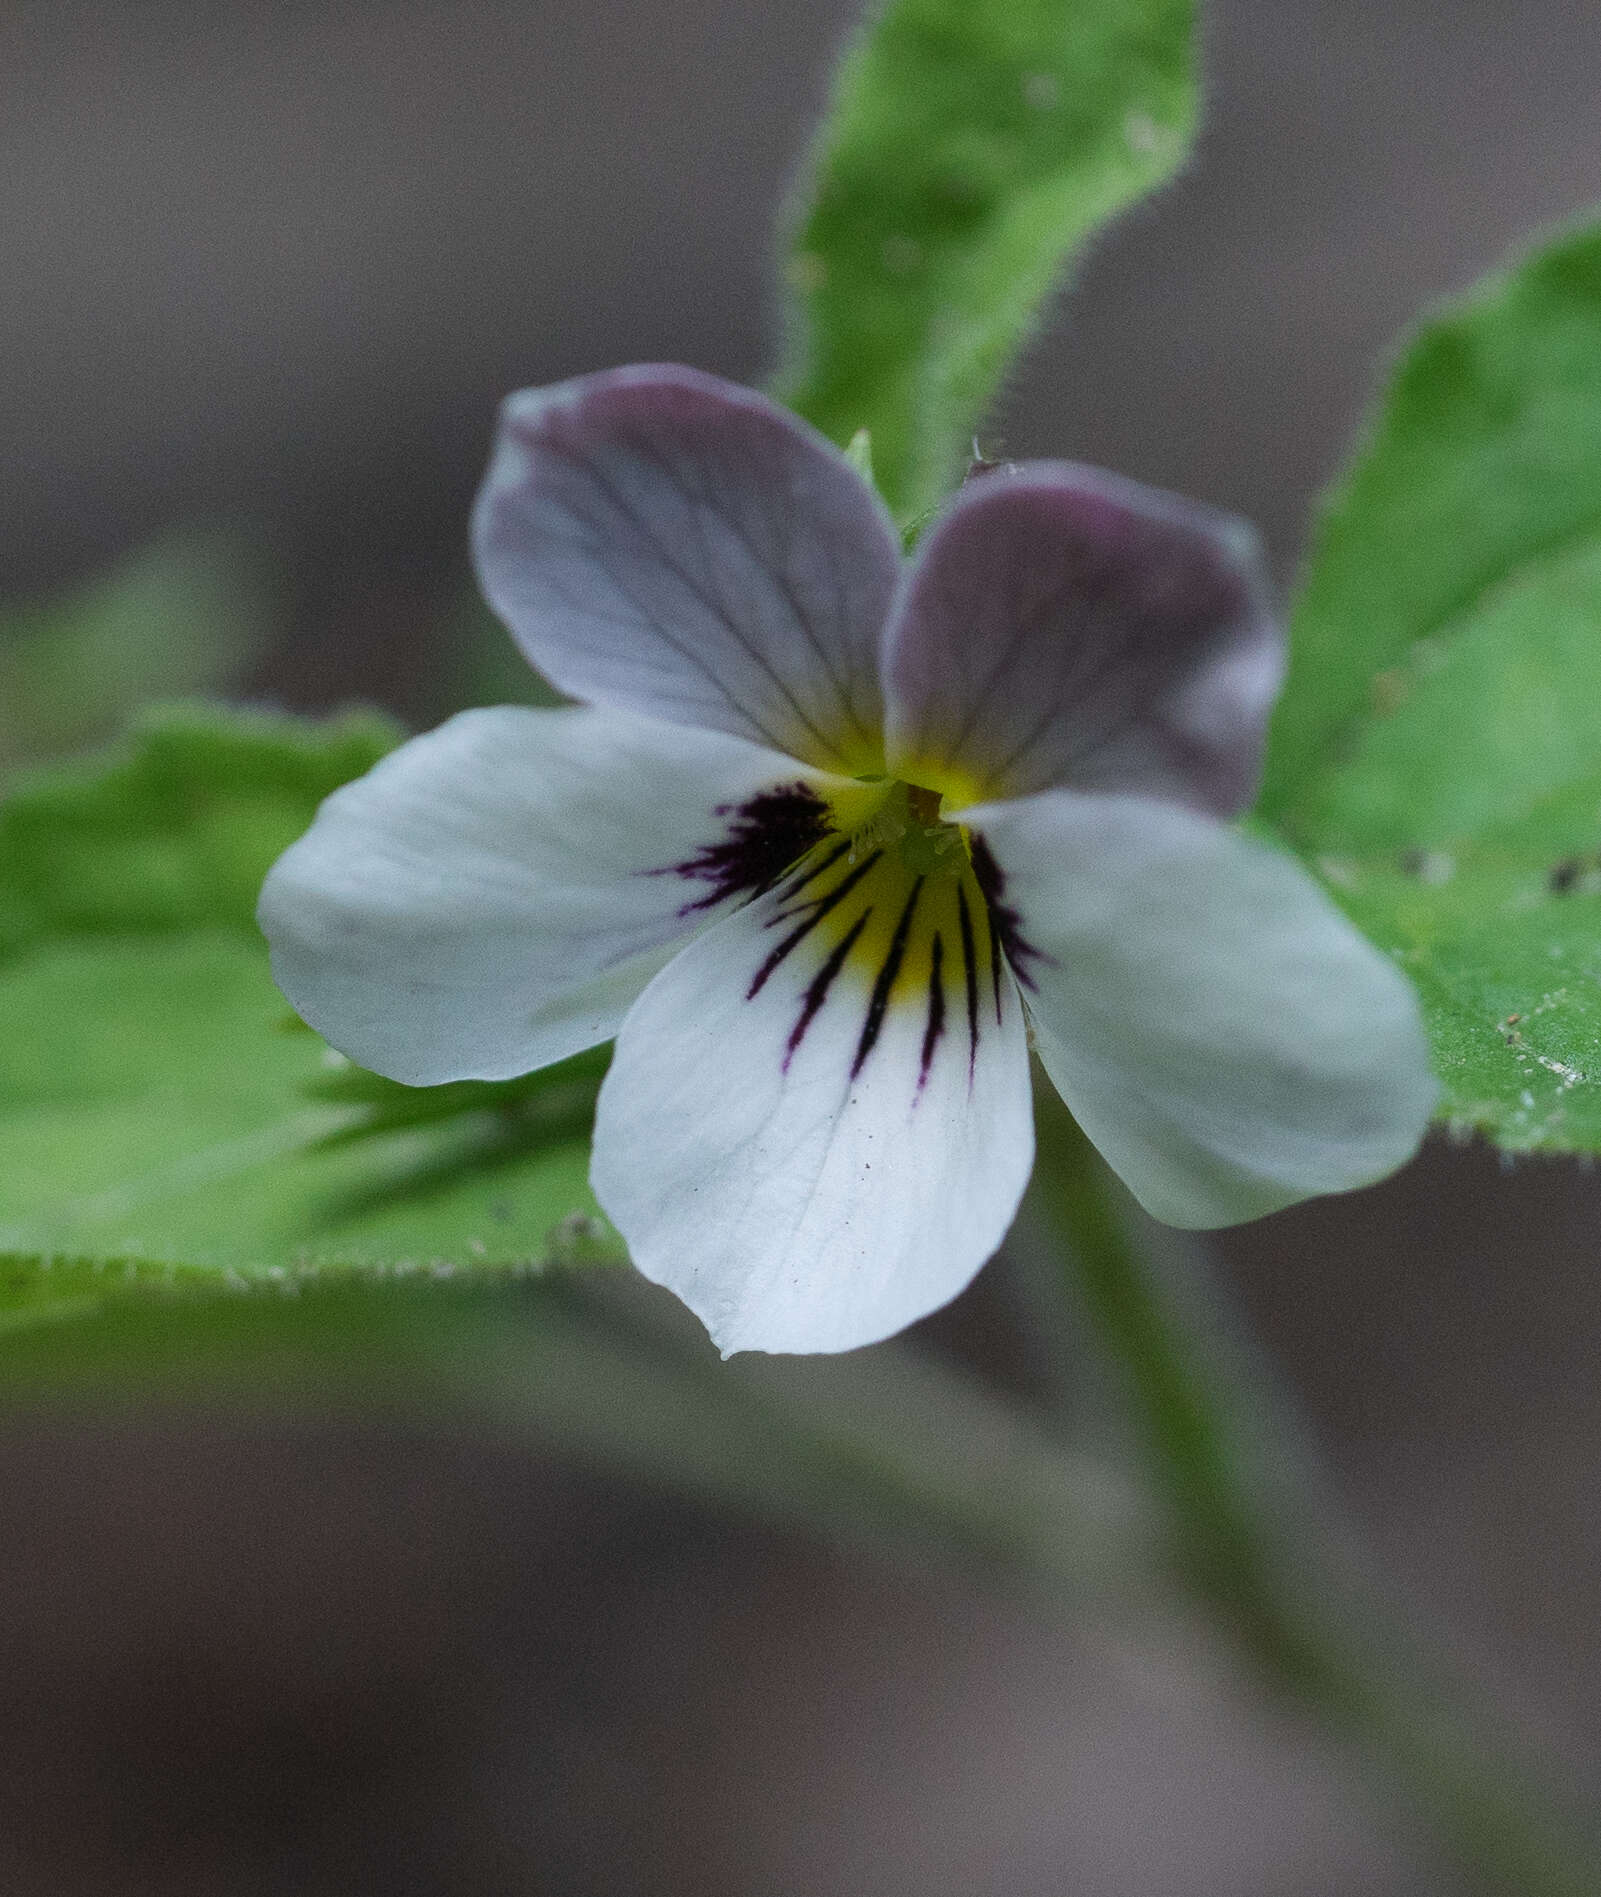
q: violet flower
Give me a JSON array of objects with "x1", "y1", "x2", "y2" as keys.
[{"x1": 259, "y1": 365, "x2": 1434, "y2": 1354}]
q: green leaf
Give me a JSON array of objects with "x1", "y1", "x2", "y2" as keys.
[
  {"x1": 0, "y1": 534, "x2": 275, "y2": 768},
  {"x1": 0, "y1": 701, "x2": 399, "y2": 953},
  {"x1": 1322, "y1": 846, "x2": 1601, "y2": 1154},
  {"x1": 1263, "y1": 221, "x2": 1601, "y2": 845},
  {"x1": 0, "y1": 932, "x2": 613, "y2": 1278},
  {"x1": 1260, "y1": 220, "x2": 1601, "y2": 1149},
  {"x1": 775, "y1": 0, "x2": 1195, "y2": 525},
  {"x1": 0, "y1": 709, "x2": 619, "y2": 1330}
]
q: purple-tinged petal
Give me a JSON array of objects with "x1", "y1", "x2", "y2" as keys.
[
  {"x1": 472, "y1": 365, "x2": 901, "y2": 775},
  {"x1": 882, "y1": 463, "x2": 1282, "y2": 816}
]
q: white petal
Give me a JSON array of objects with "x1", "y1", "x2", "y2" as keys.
[
  {"x1": 592, "y1": 851, "x2": 1035, "y2": 1354},
  {"x1": 472, "y1": 365, "x2": 900, "y2": 774},
  {"x1": 969, "y1": 792, "x2": 1436, "y2": 1227},
  {"x1": 259, "y1": 705, "x2": 840, "y2": 1084}
]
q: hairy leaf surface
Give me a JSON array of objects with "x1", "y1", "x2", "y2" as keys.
[
  {"x1": 1265, "y1": 223, "x2": 1601, "y2": 1150},
  {"x1": 777, "y1": 0, "x2": 1195, "y2": 524}
]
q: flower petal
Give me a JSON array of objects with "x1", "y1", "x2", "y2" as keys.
[
  {"x1": 259, "y1": 705, "x2": 842, "y2": 1085},
  {"x1": 591, "y1": 851, "x2": 1035, "y2": 1355},
  {"x1": 882, "y1": 464, "x2": 1282, "y2": 816},
  {"x1": 472, "y1": 364, "x2": 901, "y2": 775},
  {"x1": 970, "y1": 791, "x2": 1435, "y2": 1227}
]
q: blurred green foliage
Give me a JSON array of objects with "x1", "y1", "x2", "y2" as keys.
[
  {"x1": 442, "y1": 584, "x2": 567, "y2": 716},
  {"x1": 0, "y1": 534, "x2": 273, "y2": 767}
]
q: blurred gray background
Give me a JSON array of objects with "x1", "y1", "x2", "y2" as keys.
[{"x1": 3, "y1": 1, "x2": 1600, "y2": 1891}]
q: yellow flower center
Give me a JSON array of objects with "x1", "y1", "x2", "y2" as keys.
[
  {"x1": 751, "y1": 776, "x2": 1008, "y2": 1084},
  {"x1": 831, "y1": 777, "x2": 969, "y2": 878}
]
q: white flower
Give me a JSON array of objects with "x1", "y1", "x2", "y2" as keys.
[{"x1": 259, "y1": 365, "x2": 1435, "y2": 1355}]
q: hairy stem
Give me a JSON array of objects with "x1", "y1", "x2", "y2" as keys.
[{"x1": 1028, "y1": 1086, "x2": 1601, "y2": 1897}]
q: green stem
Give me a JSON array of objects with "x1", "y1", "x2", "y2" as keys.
[{"x1": 1029, "y1": 1087, "x2": 1601, "y2": 1897}]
